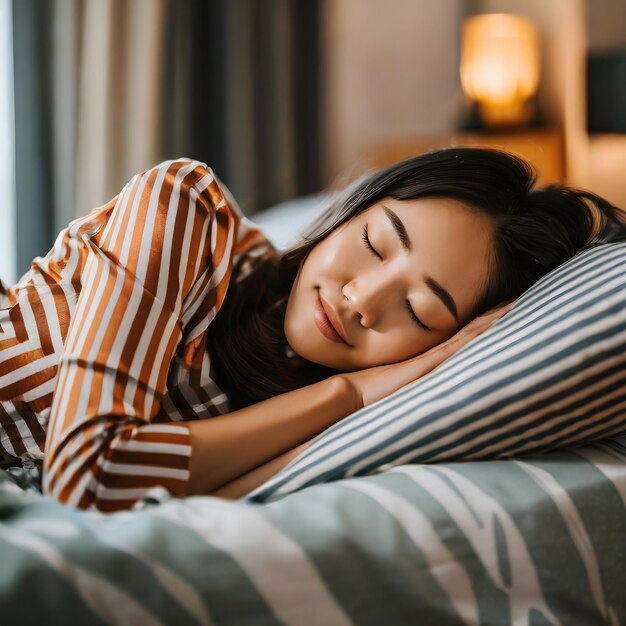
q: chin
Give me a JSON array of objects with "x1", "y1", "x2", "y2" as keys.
[
  {"x1": 306, "y1": 347, "x2": 356, "y2": 371},
  {"x1": 287, "y1": 334, "x2": 337, "y2": 369},
  {"x1": 290, "y1": 340, "x2": 327, "y2": 367}
]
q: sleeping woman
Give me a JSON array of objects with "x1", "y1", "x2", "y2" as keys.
[{"x1": 1, "y1": 147, "x2": 625, "y2": 512}]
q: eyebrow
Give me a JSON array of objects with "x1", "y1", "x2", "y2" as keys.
[
  {"x1": 381, "y1": 204, "x2": 460, "y2": 323},
  {"x1": 382, "y1": 205, "x2": 412, "y2": 252},
  {"x1": 424, "y1": 276, "x2": 460, "y2": 323}
]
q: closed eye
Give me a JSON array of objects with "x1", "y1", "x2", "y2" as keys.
[
  {"x1": 361, "y1": 223, "x2": 431, "y2": 332},
  {"x1": 405, "y1": 300, "x2": 431, "y2": 331},
  {"x1": 361, "y1": 223, "x2": 382, "y2": 260}
]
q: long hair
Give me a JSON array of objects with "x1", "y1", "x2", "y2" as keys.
[{"x1": 207, "y1": 148, "x2": 626, "y2": 411}]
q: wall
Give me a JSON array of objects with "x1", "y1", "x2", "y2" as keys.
[
  {"x1": 321, "y1": 0, "x2": 464, "y2": 187},
  {"x1": 588, "y1": 0, "x2": 626, "y2": 52}
]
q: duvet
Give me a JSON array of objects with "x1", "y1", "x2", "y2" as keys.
[{"x1": 1, "y1": 437, "x2": 625, "y2": 626}]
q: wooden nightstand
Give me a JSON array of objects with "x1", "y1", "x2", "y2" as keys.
[{"x1": 369, "y1": 128, "x2": 564, "y2": 186}]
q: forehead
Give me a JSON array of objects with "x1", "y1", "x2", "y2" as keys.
[{"x1": 380, "y1": 196, "x2": 492, "y2": 239}]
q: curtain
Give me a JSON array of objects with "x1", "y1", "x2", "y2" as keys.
[
  {"x1": 10, "y1": 0, "x2": 322, "y2": 280},
  {"x1": 0, "y1": 0, "x2": 16, "y2": 285},
  {"x1": 163, "y1": 0, "x2": 323, "y2": 214}
]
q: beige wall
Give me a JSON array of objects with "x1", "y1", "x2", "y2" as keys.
[
  {"x1": 322, "y1": 0, "x2": 464, "y2": 186},
  {"x1": 588, "y1": 0, "x2": 626, "y2": 52}
]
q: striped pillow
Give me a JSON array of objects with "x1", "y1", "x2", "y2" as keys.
[{"x1": 245, "y1": 241, "x2": 626, "y2": 503}]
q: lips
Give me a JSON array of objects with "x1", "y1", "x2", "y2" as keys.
[{"x1": 318, "y1": 293, "x2": 350, "y2": 345}]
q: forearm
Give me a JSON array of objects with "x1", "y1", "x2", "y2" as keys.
[
  {"x1": 208, "y1": 438, "x2": 314, "y2": 500},
  {"x1": 186, "y1": 375, "x2": 358, "y2": 496}
]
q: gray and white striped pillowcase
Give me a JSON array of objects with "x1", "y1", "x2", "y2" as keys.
[{"x1": 245, "y1": 242, "x2": 626, "y2": 503}]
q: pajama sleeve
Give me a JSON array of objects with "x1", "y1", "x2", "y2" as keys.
[{"x1": 42, "y1": 158, "x2": 241, "y2": 512}]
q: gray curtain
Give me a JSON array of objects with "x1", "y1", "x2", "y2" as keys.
[
  {"x1": 162, "y1": 0, "x2": 322, "y2": 214},
  {"x1": 11, "y1": 0, "x2": 322, "y2": 280},
  {"x1": 12, "y1": 0, "x2": 54, "y2": 280}
]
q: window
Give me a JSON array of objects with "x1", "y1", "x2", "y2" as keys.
[{"x1": 0, "y1": 0, "x2": 16, "y2": 286}]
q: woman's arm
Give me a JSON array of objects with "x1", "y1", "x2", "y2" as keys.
[
  {"x1": 207, "y1": 438, "x2": 314, "y2": 500},
  {"x1": 186, "y1": 376, "x2": 357, "y2": 496},
  {"x1": 43, "y1": 158, "x2": 284, "y2": 513}
]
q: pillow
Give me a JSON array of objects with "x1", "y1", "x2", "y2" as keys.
[
  {"x1": 245, "y1": 241, "x2": 626, "y2": 503},
  {"x1": 250, "y1": 193, "x2": 331, "y2": 250}
]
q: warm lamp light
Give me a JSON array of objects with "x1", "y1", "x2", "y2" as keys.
[{"x1": 460, "y1": 14, "x2": 540, "y2": 128}]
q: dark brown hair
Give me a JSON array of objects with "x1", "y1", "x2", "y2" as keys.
[{"x1": 207, "y1": 147, "x2": 626, "y2": 411}]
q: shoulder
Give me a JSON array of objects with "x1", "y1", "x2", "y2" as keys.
[
  {"x1": 143, "y1": 158, "x2": 246, "y2": 219},
  {"x1": 141, "y1": 158, "x2": 215, "y2": 206},
  {"x1": 145, "y1": 157, "x2": 212, "y2": 181}
]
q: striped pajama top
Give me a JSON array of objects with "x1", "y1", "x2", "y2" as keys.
[{"x1": 0, "y1": 158, "x2": 278, "y2": 512}]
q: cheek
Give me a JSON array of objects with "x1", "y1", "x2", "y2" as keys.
[
  {"x1": 389, "y1": 320, "x2": 453, "y2": 360},
  {"x1": 286, "y1": 264, "x2": 305, "y2": 324},
  {"x1": 356, "y1": 328, "x2": 427, "y2": 367},
  {"x1": 384, "y1": 333, "x2": 422, "y2": 361},
  {"x1": 309, "y1": 236, "x2": 350, "y2": 277},
  {"x1": 284, "y1": 260, "x2": 315, "y2": 347}
]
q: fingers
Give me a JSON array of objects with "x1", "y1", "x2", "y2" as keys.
[
  {"x1": 452, "y1": 300, "x2": 514, "y2": 340},
  {"x1": 426, "y1": 298, "x2": 515, "y2": 359},
  {"x1": 483, "y1": 299, "x2": 516, "y2": 317},
  {"x1": 464, "y1": 309, "x2": 500, "y2": 331},
  {"x1": 469, "y1": 300, "x2": 515, "y2": 328}
]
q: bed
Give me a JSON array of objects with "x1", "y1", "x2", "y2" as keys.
[{"x1": 1, "y1": 194, "x2": 625, "y2": 626}]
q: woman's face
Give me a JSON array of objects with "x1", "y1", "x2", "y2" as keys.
[{"x1": 284, "y1": 196, "x2": 495, "y2": 371}]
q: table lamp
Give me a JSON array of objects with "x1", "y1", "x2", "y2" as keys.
[{"x1": 460, "y1": 13, "x2": 540, "y2": 128}]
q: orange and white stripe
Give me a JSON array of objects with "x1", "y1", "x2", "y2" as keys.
[{"x1": 0, "y1": 158, "x2": 276, "y2": 512}]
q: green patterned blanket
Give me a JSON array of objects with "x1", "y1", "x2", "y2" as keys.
[{"x1": 1, "y1": 439, "x2": 625, "y2": 625}]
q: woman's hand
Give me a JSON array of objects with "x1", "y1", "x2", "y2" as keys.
[{"x1": 336, "y1": 299, "x2": 515, "y2": 410}]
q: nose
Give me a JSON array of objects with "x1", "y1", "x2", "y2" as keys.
[{"x1": 342, "y1": 273, "x2": 396, "y2": 328}]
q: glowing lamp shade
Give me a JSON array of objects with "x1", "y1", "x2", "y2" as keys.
[{"x1": 460, "y1": 14, "x2": 540, "y2": 127}]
